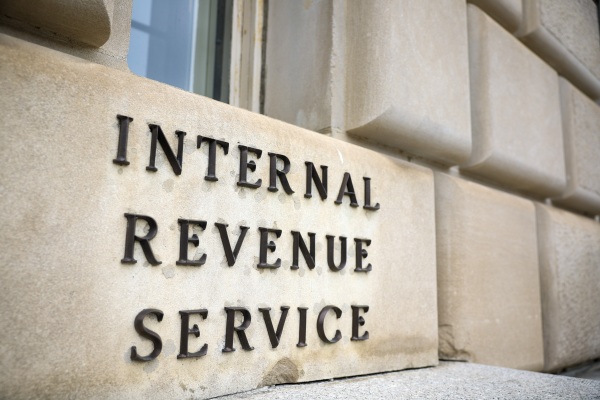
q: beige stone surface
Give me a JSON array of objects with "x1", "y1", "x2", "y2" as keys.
[
  {"x1": 462, "y1": 5, "x2": 566, "y2": 198},
  {"x1": 0, "y1": 34, "x2": 438, "y2": 399},
  {"x1": 536, "y1": 205, "x2": 600, "y2": 372},
  {"x1": 435, "y1": 173, "x2": 544, "y2": 371},
  {"x1": 0, "y1": 0, "x2": 132, "y2": 70},
  {"x1": 468, "y1": 0, "x2": 522, "y2": 33},
  {"x1": 553, "y1": 78, "x2": 600, "y2": 215},
  {"x1": 264, "y1": 0, "x2": 333, "y2": 132},
  {"x1": 519, "y1": 0, "x2": 600, "y2": 100},
  {"x1": 345, "y1": 0, "x2": 471, "y2": 166},
  {"x1": 0, "y1": 0, "x2": 113, "y2": 46}
]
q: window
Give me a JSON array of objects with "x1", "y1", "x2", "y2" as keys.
[{"x1": 128, "y1": 0, "x2": 264, "y2": 110}]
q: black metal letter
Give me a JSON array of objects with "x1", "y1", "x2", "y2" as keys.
[
  {"x1": 131, "y1": 308, "x2": 164, "y2": 361},
  {"x1": 334, "y1": 172, "x2": 359, "y2": 207},
  {"x1": 178, "y1": 309, "x2": 208, "y2": 359},
  {"x1": 259, "y1": 306, "x2": 290, "y2": 348},
  {"x1": 267, "y1": 152, "x2": 294, "y2": 194},
  {"x1": 304, "y1": 162, "x2": 328, "y2": 200},
  {"x1": 238, "y1": 145, "x2": 262, "y2": 188},
  {"x1": 363, "y1": 177, "x2": 380, "y2": 210},
  {"x1": 297, "y1": 307, "x2": 308, "y2": 347},
  {"x1": 197, "y1": 136, "x2": 229, "y2": 181},
  {"x1": 326, "y1": 235, "x2": 346, "y2": 271},
  {"x1": 113, "y1": 114, "x2": 132, "y2": 166},
  {"x1": 146, "y1": 124, "x2": 185, "y2": 175},
  {"x1": 290, "y1": 231, "x2": 316, "y2": 270},
  {"x1": 351, "y1": 305, "x2": 369, "y2": 341},
  {"x1": 177, "y1": 219, "x2": 207, "y2": 266},
  {"x1": 121, "y1": 213, "x2": 162, "y2": 265},
  {"x1": 215, "y1": 222, "x2": 249, "y2": 266},
  {"x1": 222, "y1": 307, "x2": 254, "y2": 352},
  {"x1": 317, "y1": 305, "x2": 342, "y2": 344},
  {"x1": 258, "y1": 227, "x2": 282, "y2": 268},
  {"x1": 354, "y1": 238, "x2": 372, "y2": 272}
]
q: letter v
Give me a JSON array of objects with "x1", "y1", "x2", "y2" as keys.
[
  {"x1": 259, "y1": 307, "x2": 290, "y2": 348},
  {"x1": 215, "y1": 222, "x2": 249, "y2": 266}
]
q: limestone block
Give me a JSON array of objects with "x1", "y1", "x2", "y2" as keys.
[
  {"x1": 536, "y1": 205, "x2": 600, "y2": 372},
  {"x1": 0, "y1": 0, "x2": 132, "y2": 70},
  {"x1": 553, "y1": 78, "x2": 600, "y2": 215},
  {"x1": 518, "y1": 0, "x2": 600, "y2": 101},
  {"x1": 345, "y1": 0, "x2": 472, "y2": 166},
  {"x1": 0, "y1": 0, "x2": 114, "y2": 46},
  {"x1": 467, "y1": 0, "x2": 522, "y2": 33},
  {"x1": 435, "y1": 173, "x2": 544, "y2": 371},
  {"x1": 462, "y1": 5, "x2": 566, "y2": 198},
  {"x1": 0, "y1": 34, "x2": 438, "y2": 399},
  {"x1": 264, "y1": 0, "x2": 333, "y2": 132}
]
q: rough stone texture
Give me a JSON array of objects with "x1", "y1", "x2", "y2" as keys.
[
  {"x1": 345, "y1": 0, "x2": 472, "y2": 166},
  {"x1": 0, "y1": 0, "x2": 132, "y2": 70},
  {"x1": 435, "y1": 173, "x2": 544, "y2": 371},
  {"x1": 553, "y1": 78, "x2": 600, "y2": 216},
  {"x1": 536, "y1": 205, "x2": 600, "y2": 372},
  {"x1": 518, "y1": 0, "x2": 600, "y2": 101},
  {"x1": 264, "y1": 0, "x2": 333, "y2": 132},
  {"x1": 462, "y1": 5, "x2": 566, "y2": 198},
  {"x1": 0, "y1": 0, "x2": 113, "y2": 46},
  {"x1": 220, "y1": 361, "x2": 600, "y2": 399},
  {"x1": 0, "y1": 34, "x2": 438, "y2": 399},
  {"x1": 467, "y1": 0, "x2": 522, "y2": 33}
]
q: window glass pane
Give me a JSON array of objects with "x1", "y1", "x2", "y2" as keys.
[
  {"x1": 128, "y1": 0, "x2": 232, "y2": 102},
  {"x1": 128, "y1": 0, "x2": 195, "y2": 91},
  {"x1": 128, "y1": 28, "x2": 150, "y2": 77},
  {"x1": 131, "y1": 0, "x2": 152, "y2": 25}
]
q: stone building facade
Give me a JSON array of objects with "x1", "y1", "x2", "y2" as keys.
[{"x1": 0, "y1": 0, "x2": 599, "y2": 398}]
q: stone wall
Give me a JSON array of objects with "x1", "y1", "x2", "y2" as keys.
[
  {"x1": 266, "y1": 0, "x2": 600, "y2": 374},
  {"x1": 0, "y1": 0, "x2": 599, "y2": 398}
]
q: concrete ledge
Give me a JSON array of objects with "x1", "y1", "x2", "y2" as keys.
[{"x1": 222, "y1": 361, "x2": 600, "y2": 399}]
